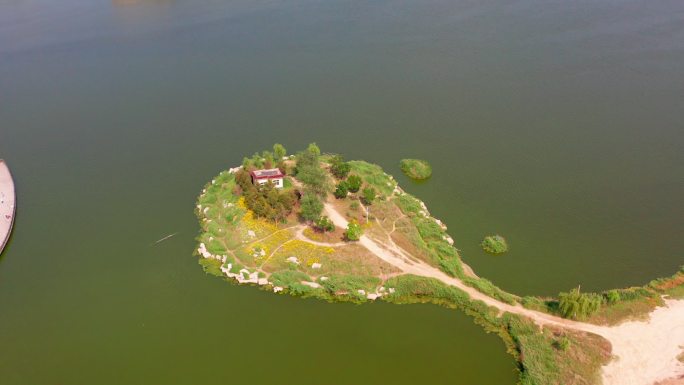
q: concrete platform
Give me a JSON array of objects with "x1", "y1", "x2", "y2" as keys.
[{"x1": 0, "y1": 160, "x2": 16, "y2": 254}]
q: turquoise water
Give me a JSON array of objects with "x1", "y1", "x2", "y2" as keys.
[{"x1": 1, "y1": 0, "x2": 682, "y2": 383}]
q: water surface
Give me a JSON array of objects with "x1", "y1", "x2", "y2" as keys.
[{"x1": 1, "y1": 0, "x2": 683, "y2": 383}]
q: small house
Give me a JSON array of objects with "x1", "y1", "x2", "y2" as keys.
[{"x1": 250, "y1": 168, "x2": 284, "y2": 189}]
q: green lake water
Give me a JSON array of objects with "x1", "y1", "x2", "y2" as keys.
[{"x1": 1, "y1": 1, "x2": 682, "y2": 384}]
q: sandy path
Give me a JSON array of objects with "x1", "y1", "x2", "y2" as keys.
[
  {"x1": 0, "y1": 160, "x2": 16, "y2": 254},
  {"x1": 323, "y1": 202, "x2": 684, "y2": 385}
]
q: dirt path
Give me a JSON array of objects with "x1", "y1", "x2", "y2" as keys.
[{"x1": 322, "y1": 202, "x2": 684, "y2": 385}]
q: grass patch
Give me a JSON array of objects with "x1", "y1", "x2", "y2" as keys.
[
  {"x1": 198, "y1": 258, "x2": 223, "y2": 277},
  {"x1": 348, "y1": 160, "x2": 396, "y2": 197},
  {"x1": 399, "y1": 158, "x2": 432, "y2": 180},
  {"x1": 319, "y1": 275, "x2": 381, "y2": 301},
  {"x1": 269, "y1": 270, "x2": 312, "y2": 287}
]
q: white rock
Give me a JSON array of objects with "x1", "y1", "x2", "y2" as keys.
[
  {"x1": 301, "y1": 281, "x2": 321, "y2": 288},
  {"x1": 388, "y1": 288, "x2": 396, "y2": 294},
  {"x1": 286, "y1": 256, "x2": 300, "y2": 265},
  {"x1": 273, "y1": 286, "x2": 284, "y2": 293},
  {"x1": 247, "y1": 230, "x2": 256, "y2": 238},
  {"x1": 320, "y1": 276, "x2": 329, "y2": 281},
  {"x1": 367, "y1": 293, "x2": 379, "y2": 300},
  {"x1": 197, "y1": 243, "x2": 213, "y2": 258},
  {"x1": 203, "y1": 207, "x2": 209, "y2": 214},
  {"x1": 357, "y1": 290, "x2": 366, "y2": 295},
  {"x1": 258, "y1": 278, "x2": 269, "y2": 285},
  {"x1": 220, "y1": 264, "x2": 233, "y2": 275},
  {"x1": 311, "y1": 263, "x2": 322, "y2": 269},
  {"x1": 443, "y1": 235, "x2": 454, "y2": 245}
]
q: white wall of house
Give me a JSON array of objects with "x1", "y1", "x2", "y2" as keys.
[{"x1": 256, "y1": 178, "x2": 283, "y2": 188}]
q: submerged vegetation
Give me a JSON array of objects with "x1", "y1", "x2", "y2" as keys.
[
  {"x1": 399, "y1": 158, "x2": 432, "y2": 180},
  {"x1": 481, "y1": 234, "x2": 509, "y2": 254}
]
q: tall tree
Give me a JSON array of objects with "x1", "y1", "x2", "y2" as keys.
[
  {"x1": 300, "y1": 194, "x2": 323, "y2": 222},
  {"x1": 273, "y1": 143, "x2": 287, "y2": 160}
]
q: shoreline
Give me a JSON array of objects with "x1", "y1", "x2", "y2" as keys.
[
  {"x1": 0, "y1": 160, "x2": 16, "y2": 254},
  {"x1": 197, "y1": 161, "x2": 684, "y2": 385}
]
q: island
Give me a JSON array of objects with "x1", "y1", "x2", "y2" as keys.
[
  {"x1": 400, "y1": 158, "x2": 432, "y2": 180},
  {"x1": 196, "y1": 143, "x2": 684, "y2": 385}
]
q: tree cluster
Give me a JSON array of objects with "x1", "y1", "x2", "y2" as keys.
[
  {"x1": 235, "y1": 169, "x2": 295, "y2": 222},
  {"x1": 295, "y1": 143, "x2": 330, "y2": 197},
  {"x1": 242, "y1": 143, "x2": 288, "y2": 172}
]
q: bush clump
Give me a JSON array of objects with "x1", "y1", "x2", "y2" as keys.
[
  {"x1": 399, "y1": 159, "x2": 432, "y2": 180},
  {"x1": 344, "y1": 220, "x2": 363, "y2": 241},
  {"x1": 481, "y1": 235, "x2": 508, "y2": 254}
]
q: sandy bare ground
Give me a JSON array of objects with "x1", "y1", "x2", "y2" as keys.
[
  {"x1": 323, "y1": 202, "x2": 684, "y2": 385},
  {"x1": 0, "y1": 160, "x2": 16, "y2": 254}
]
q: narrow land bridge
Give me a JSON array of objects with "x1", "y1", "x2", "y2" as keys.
[
  {"x1": 0, "y1": 160, "x2": 16, "y2": 255},
  {"x1": 321, "y1": 202, "x2": 684, "y2": 385}
]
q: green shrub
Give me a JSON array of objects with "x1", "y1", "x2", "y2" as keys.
[
  {"x1": 481, "y1": 235, "x2": 509, "y2": 254},
  {"x1": 558, "y1": 287, "x2": 602, "y2": 319},
  {"x1": 399, "y1": 159, "x2": 432, "y2": 180},
  {"x1": 330, "y1": 155, "x2": 351, "y2": 179},
  {"x1": 604, "y1": 290, "x2": 621, "y2": 304},
  {"x1": 333, "y1": 181, "x2": 349, "y2": 199},
  {"x1": 315, "y1": 216, "x2": 335, "y2": 232},
  {"x1": 361, "y1": 187, "x2": 376, "y2": 205},
  {"x1": 346, "y1": 175, "x2": 362, "y2": 193},
  {"x1": 344, "y1": 220, "x2": 363, "y2": 241}
]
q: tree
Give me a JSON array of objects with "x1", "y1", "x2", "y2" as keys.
[
  {"x1": 558, "y1": 287, "x2": 602, "y2": 319},
  {"x1": 300, "y1": 194, "x2": 323, "y2": 222},
  {"x1": 307, "y1": 143, "x2": 321, "y2": 157},
  {"x1": 315, "y1": 216, "x2": 335, "y2": 232},
  {"x1": 297, "y1": 166, "x2": 330, "y2": 196},
  {"x1": 295, "y1": 143, "x2": 330, "y2": 196},
  {"x1": 242, "y1": 157, "x2": 251, "y2": 170},
  {"x1": 346, "y1": 175, "x2": 362, "y2": 193},
  {"x1": 273, "y1": 143, "x2": 287, "y2": 161},
  {"x1": 262, "y1": 151, "x2": 274, "y2": 169},
  {"x1": 330, "y1": 155, "x2": 351, "y2": 179},
  {"x1": 251, "y1": 153, "x2": 264, "y2": 169},
  {"x1": 362, "y1": 187, "x2": 376, "y2": 205},
  {"x1": 333, "y1": 181, "x2": 349, "y2": 199},
  {"x1": 344, "y1": 220, "x2": 363, "y2": 241}
]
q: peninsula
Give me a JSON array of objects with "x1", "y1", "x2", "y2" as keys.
[{"x1": 196, "y1": 144, "x2": 684, "y2": 385}]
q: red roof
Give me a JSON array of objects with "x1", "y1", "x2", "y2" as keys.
[{"x1": 250, "y1": 168, "x2": 284, "y2": 180}]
